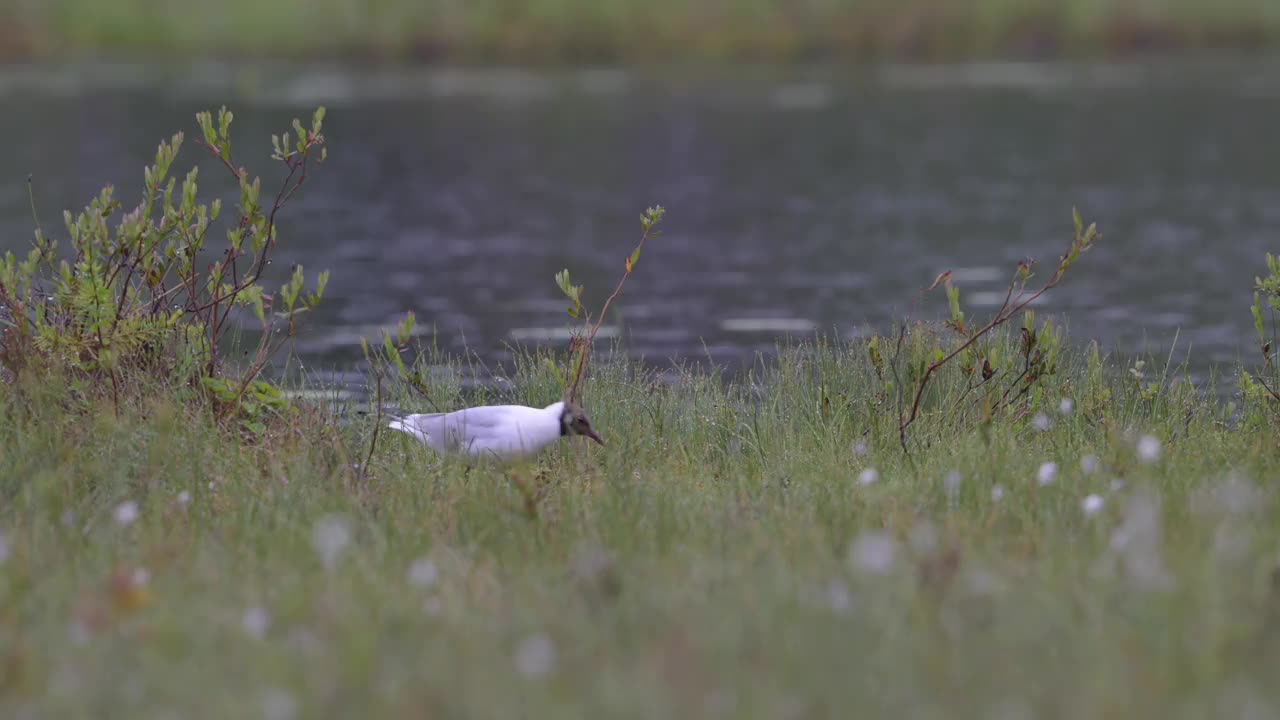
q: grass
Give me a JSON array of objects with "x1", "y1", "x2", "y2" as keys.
[
  {"x1": 4, "y1": 328, "x2": 1280, "y2": 717},
  {"x1": 8, "y1": 0, "x2": 1280, "y2": 61}
]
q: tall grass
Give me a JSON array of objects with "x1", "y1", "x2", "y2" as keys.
[
  {"x1": 4, "y1": 329, "x2": 1280, "y2": 717},
  {"x1": 9, "y1": 0, "x2": 1280, "y2": 61}
]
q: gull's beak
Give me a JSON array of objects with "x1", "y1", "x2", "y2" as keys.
[{"x1": 585, "y1": 428, "x2": 604, "y2": 446}]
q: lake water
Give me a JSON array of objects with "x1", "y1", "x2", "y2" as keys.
[{"x1": 3, "y1": 58, "x2": 1279, "y2": 383}]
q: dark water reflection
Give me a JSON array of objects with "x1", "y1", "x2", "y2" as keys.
[{"x1": 3, "y1": 60, "x2": 1280, "y2": 383}]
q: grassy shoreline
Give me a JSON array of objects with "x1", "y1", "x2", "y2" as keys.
[
  {"x1": 7, "y1": 1, "x2": 1280, "y2": 62},
  {"x1": 5, "y1": 333, "x2": 1280, "y2": 715},
  {"x1": 4, "y1": 100, "x2": 1280, "y2": 717}
]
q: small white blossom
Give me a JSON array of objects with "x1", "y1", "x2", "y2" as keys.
[
  {"x1": 1108, "y1": 490, "x2": 1174, "y2": 590},
  {"x1": 132, "y1": 568, "x2": 150, "y2": 586},
  {"x1": 114, "y1": 501, "x2": 139, "y2": 527},
  {"x1": 852, "y1": 440, "x2": 868, "y2": 457},
  {"x1": 67, "y1": 620, "x2": 91, "y2": 646},
  {"x1": 988, "y1": 699, "x2": 1035, "y2": 720},
  {"x1": 1059, "y1": 398, "x2": 1074, "y2": 415},
  {"x1": 1032, "y1": 413, "x2": 1051, "y2": 431},
  {"x1": 857, "y1": 468, "x2": 880, "y2": 486},
  {"x1": 991, "y1": 484, "x2": 1005, "y2": 502},
  {"x1": 1081, "y1": 455, "x2": 1099, "y2": 475},
  {"x1": 1037, "y1": 462, "x2": 1058, "y2": 487},
  {"x1": 177, "y1": 491, "x2": 191, "y2": 506},
  {"x1": 407, "y1": 557, "x2": 439, "y2": 589},
  {"x1": 703, "y1": 689, "x2": 738, "y2": 717},
  {"x1": 571, "y1": 542, "x2": 616, "y2": 587},
  {"x1": 848, "y1": 531, "x2": 898, "y2": 575},
  {"x1": 311, "y1": 514, "x2": 352, "y2": 572},
  {"x1": 423, "y1": 596, "x2": 444, "y2": 616},
  {"x1": 1137, "y1": 435, "x2": 1162, "y2": 463},
  {"x1": 286, "y1": 627, "x2": 322, "y2": 657},
  {"x1": 1213, "y1": 473, "x2": 1262, "y2": 516},
  {"x1": 962, "y1": 566, "x2": 1003, "y2": 596},
  {"x1": 908, "y1": 521, "x2": 938, "y2": 554},
  {"x1": 1081, "y1": 494, "x2": 1105, "y2": 516},
  {"x1": 1212, "y1": 525, "x2": 1252, "y2": 563},
  {"x1": 242, "y1": 606, "x2": 271, "y2": 639},
  {"x1": 824, "y1": 579, "x2": 853, "y2": 614},
  {"x1": 514, "y1": 633, "x2": 557, "y2": 678},
  {"x1": 261, "y1": 689, "x2": 297, "y2": 720},
  {"x1": 943, "y1": 470, "x2": 962, "y2": 501}
]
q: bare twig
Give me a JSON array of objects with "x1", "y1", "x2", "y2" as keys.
[
  {"x1": 563, "y1": 206, "x2": 665, "y2": 403},
  {"x1": 360, "y1": 368, "x2": 385, "y2": 485}
]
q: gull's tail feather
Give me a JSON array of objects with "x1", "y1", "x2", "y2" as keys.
[
  {"x1": 354, "y1": 405, "x2": 413, "y2": 420},
  {"x1": 352, "y1": 406, "x2": 428, "y2": 439}
]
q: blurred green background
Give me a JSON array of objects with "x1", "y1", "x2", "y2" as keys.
[{"x1": 6, "y1": 0, "x2": 1280, "y2": 62}]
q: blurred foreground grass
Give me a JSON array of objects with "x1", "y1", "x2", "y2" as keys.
[
  {"x1": 7, "y1": 0, "x2": 1280, "y2": 61},
  {"x1": 4, "y1": 333, "x2": 1280, "y2": 717}
]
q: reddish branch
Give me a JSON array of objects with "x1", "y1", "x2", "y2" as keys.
[
  {"x1": 897, "y1": 221, "x2": 1097, "y2": 450},
  {"x1": 566, "y1": 217, "x2": 662, "y2": 402}
]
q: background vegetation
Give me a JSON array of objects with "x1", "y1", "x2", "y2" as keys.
[
  {"x1": 6, "y1": 0, "x2": 1280, "y2": 62},
  {"x1": 4, "y1": 80, "x2": 1280, "y2": 719}
]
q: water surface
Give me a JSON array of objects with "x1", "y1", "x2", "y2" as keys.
[{"x1": 3, "y1": 59, "x2": 1278, "y2": 382}]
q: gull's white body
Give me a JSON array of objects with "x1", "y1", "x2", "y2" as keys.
[{"x1": 388, "y1": 401, "x2": 567, "y2": 460}]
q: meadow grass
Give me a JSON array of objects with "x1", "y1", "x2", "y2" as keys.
[
  {"x1": 8, "y1": 0, "x2": 1280, "y2": 61},
  {"x1": 4, "y1": 329, "x2": 1280, "y2": 718}
]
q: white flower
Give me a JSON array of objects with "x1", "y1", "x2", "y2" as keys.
[
  {"x1": 857, "y1": 468, "x2": 880, "y2": 486},
  {"x1": 514, "y1": 633, "x2": 557, "y2": 678},
  {"x1": 261, "y1": 688, "x2": 297, "y2": 720},
  {"x1": 407, "y1": 557, "x2": 439, "y2": 589},
  {"x1": 1081, "y1": 494, "x2": 1105, "y2": 516},
  {"x1": 1080, "y1": 455, "x2": 1099, "y2": 475},
  {"x1": 114, "y1": 501, "x2": 139, "y2": 527},
  {"x1": 423, "y1": 596, "x2": 444, "y2": 616},
  {"x1": 1037, "y1": 462, "x2": 1058, "y2": 487},
  {"x1": 286, "y1": 627, "x2": 322, "y2": 657},
  {"x1": 1212, "y1": 525, "x2": 1252, "y2": 563},
  {"x1": 1109, "y1": 490, "x2": 1174, "y2": 590},
  {"x1": 703, "y1": 689, "x2": 738, "y2": 717},
  {"x1": 0, "y1": 532, "x2": 8, "y2": 565},
  {"x1": 1059, "y1": 398, "x2": 1074, "y2": 415},
  {"x1": 242, "y1": 606, "x2": 270, "y2": 639},
  {"x1": 67, "y1": 620, "x2": 91, "y2": 646},
  {"x1": 132, "y1": 568, "x2": 150, "y2": 586},
  {"x1": 571, "y1": 542, "x2": 615, "y2": 587},
  {"x1": 311, "y1": 514, "x2": 352, "y2": 572},
  {"x1": 852, "y1": 440, "x2": 868, "y2": 457},
  {"x1": 943, "y1": 470, "x2": 962, "y2": 500},
  {"x1": 848, "y1": 531, "x2": 898, "y2": 575},
  {"x1": 177, "y1": 491, "x2": 191, "y2": 506},
  {"x1": 908, "y1": 521, "x2": 938, "y2": 555},
  {"x1": 1210, "y1": 473, "x2": 1262, "y2": 516},
  {"x1": 1032, "y1": 413, "x2": 1051, "y2": 431},
  {"x1": 1137, "y1": 435, "x2": 1162, "y2": 463},
  {"x1": 991, "y1": 484, "x2": 1005, "y2": 502},
  {"x1": 824, "y1": 579, "x2": 853, "y2": 614}
]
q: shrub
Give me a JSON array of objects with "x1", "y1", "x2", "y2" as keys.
[
  {"x1": 0, "y1": 106, "x2": 330, "y2": 423},
  {"x1": 874, "y1": 210, "x2": 1100, "y2": 449}
]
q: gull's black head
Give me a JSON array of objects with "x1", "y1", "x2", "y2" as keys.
[{"x1": 560, "y1": 401, "x2": 603, "y2": 446}]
